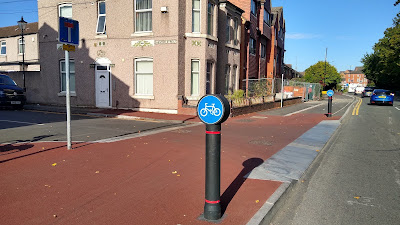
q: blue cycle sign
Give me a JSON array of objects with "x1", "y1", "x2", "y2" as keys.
[
  {"x1": 197, "y1": 95, "x2": 230, "y2": 125},
  {"x1": 327, "y1": 90, "x2": 334, "y2": 97}
]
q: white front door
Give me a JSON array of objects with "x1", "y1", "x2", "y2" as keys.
[{"x1": 95, "y1": 67, "x2": 110, "y2": 108}]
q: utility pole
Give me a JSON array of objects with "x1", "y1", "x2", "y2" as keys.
[{"x1": 324, "y1": 48, "x2": 327, "y2": 90}]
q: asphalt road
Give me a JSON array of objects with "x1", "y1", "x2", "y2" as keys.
[
  {"x1": 0, "y1": 109, "x2": 184, "y2": 144},
  {"x1": 259, "y1": 94, "x2": 354, "y2": 117},
  {"x1": 269, "y1": 96, "x2": 400, "y2": 225}
]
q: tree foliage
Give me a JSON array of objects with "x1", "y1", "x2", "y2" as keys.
[
  {"x1": 362, "y1": 2, "x2": 400, "y2": 89},
  {"x1": 304, "y1": 61, "x2": 341, "y2": 90}
]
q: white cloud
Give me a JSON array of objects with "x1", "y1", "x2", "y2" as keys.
[{"x1": 286, "y1": 33, "x2": 322, "y2": 40}]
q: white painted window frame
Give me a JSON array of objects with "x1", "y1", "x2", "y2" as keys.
[
  {"x1": 192, "y1": 0, "x2": 201, "y2": 33},
  {"x1": 134, "y1": 57, "x2": 153, "y2": 96},
  {"x1": 59, "y1": 59, "x2": 76, "y2": 93},
  {"x1": 96, "y1": 1, "x2": 106, "y2": 34},
  {"x1": 134, "y1": 0, "x2": 153, "y2": 33},
  {"x1": 0, "y1": 41, "x2": 6, "y2": 55},
  {"x1": 58, "y1": 3, "x2": 72, "y2": 18},
  {"x1": 191, "y1": 59, "x2": 200, "y2": 96}
]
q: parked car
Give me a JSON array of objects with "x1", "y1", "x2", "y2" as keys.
[
  {"x1": 361, "y1": 87, "x2": 375, "y2": 98},
  {"x1": 370, "y1": 89, "x2": 394, "y2": 106},
  {"x1": 0, "y1": 74, "x2": 26, "y2": 109}
]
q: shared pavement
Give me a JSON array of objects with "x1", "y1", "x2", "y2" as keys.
[{"x1": 1, "y1": 94, "x2": 355, "y2": 225}]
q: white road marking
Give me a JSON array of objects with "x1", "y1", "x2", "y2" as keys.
[
  {"x1": 333, "y1": 98, "x2": 356, "y2": 115},
  {"x1": 392, "y1": 160, "x2": 400, "y2": 187},
  {"x1": 251, "y1": 116, "x2": 268, "y2": 119},
  {"x1": 284, "y1": 103, "x2": 324, "y2": 117},
  {"x1": 0, "y1": 120, "x2": 44, "y2": 126},
  {"x1": 395, "y1": 107, "x2": 400, "y2": 110}
]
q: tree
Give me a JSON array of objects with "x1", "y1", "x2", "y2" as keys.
[
  {"x1": 362, "y1": 3, "x2": 400, "y2": 89},
  {"x1": 304, "y1": 61, "x2": 341, "y2": 90}
]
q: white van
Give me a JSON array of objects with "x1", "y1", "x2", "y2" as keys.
[{"x1": 348, "y1": 83, "x2": 358, "y2": 93}]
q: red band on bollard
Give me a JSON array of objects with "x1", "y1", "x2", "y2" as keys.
[
  {"x1": 205, "y1": 199, "x2": 220, "y2": 204},
  {"x1": 206, "y1": 131, "x2": 221, "y2": 134}
]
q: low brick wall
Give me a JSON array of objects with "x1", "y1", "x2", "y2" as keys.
[
  {"x1": 231, "y1": 97, "x2": 302, "y2": 117},
  {"x1": 177, "y1": 97, "x2": 303, "y2": 117}
]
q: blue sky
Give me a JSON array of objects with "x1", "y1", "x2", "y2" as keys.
[{"x1": 1, "y1": 0, "x2": 399, "y2": 72}]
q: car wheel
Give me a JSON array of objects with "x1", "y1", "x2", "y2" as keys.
[{"x1": 13, "y1": 105, "x2": 24, "y2": 110}]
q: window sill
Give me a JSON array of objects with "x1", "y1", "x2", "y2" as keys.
[
  {"x1": 225, "y1": 43, "x2": 240, "y2": 51},
  {"x1": 58, "y1": 91, "x2": 77, "y2": 97},
  {"x1": 95, "y1": 34, "x2": 108, "y2": 39},
  {"x1": 133, "y1": 95, "x2": 155, "y2": 100},
  {"x1": 263, "y1": 22, "x2": 271, "y2": 27},
  {"x1": 131, "y1": 32, "x2": 154, "y2": 37},
  {"x1": 185, "y1": 33, "x2": 218, "y2": 42},
  {"x1": 186, "y1": 96, "x2": 201, "y2": 101},
  {"x1": 0, "y1": 55, "x2": 6, "y2": 57}
]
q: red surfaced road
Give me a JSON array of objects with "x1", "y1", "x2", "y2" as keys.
[{"x1": 0, "y1": 113, "x2": 339, "y2": 225}]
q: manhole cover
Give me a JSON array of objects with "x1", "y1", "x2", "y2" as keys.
[
  {"x1": 249, "y1": 140, "x2": 273, "y2": 146},
  {"x1": 171, "y1": 129, "x2": 192, "y2": 134}
]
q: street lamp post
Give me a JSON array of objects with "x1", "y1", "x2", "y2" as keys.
[{"x1": 17, "y1": 16, "x2": 27, "y2": 91}]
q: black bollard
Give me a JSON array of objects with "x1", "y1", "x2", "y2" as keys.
[
  {"x1": 204, "y1": 124, "x2": 222, "y2": 220},
  {"x1": 328, "y1": 96, "x2": 332, "y2": 117}
]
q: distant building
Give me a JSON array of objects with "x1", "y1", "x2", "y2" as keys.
[
  {"x1": 283, "y1": 64, "x2": 302, "y2": 79},
  {"x1": 0, "y1": 22, "x2": 39, "y2": 72},
  {"x1": 341, "y1": 66, "x2": 368, "y2": 87}
]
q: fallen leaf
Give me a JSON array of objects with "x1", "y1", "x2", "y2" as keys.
[
  {"x1": 95, "y1": 171, "x2": 100, "y2": 174},
  {"x1": 316, "y1": 149, "x2": 320, "y2": 152},
  {"x1": 52, "y1": 163, "x2": 57, "y2": 166},
  {"x1": 127, "y1": 155, "x2": 130, "y2": 157},
  {"x1": 87, "y1": 136, "x2": 90, "y2": 137},
  {"x1": 172, "y1": 171, "x2": 178, "y2": 174},
  {"x1": 53, "y1": 215, "x2": 57, "y2": 218},
  {"x1": 354, "y1": 196, "x2": 361, "y2": 199},
  {"x1": 45, "y1": 185, "x2": 51, "y2": 187},
  {"x1": 255, "y1": 200, "x2": 260, "y2": 203},
  {"x1": 42, "y1": 147, "x2": 45, "y2": 150},
  {"x1": 177, "y1": 174, "x2": 181, "y2": 177}
]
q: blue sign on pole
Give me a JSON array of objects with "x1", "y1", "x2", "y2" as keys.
[
  {"x1": 327, "y1": 90, "x2": 334, "y2": 97},
  {"x1": 197, "y1": 95, "x2": 230, "y2": 125},
  {"x1": 59, "y1": 17, "x2": 79, "y2": 46}
]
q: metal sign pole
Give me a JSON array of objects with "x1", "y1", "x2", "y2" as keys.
[
  {"x1": 328, "y1": 96, "x2": 332, "y2": 117},
  {"x1": 281, "y1": 74, "x2": 284, "y2": 108},
  {"x1": 204, "y1": 124, "x2": 222, "y2": 220},
  {"x1": 65, "y1": 50, "x2": 71, "y2": 150}
]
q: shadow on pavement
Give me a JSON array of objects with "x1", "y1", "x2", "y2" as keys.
[{"x1": 220, "y1": 158, "x2": 264, "y2": 215}]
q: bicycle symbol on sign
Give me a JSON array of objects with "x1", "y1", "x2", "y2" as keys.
[{"x1": 200, "y1": 103, "x2": 222, "y2": 117}]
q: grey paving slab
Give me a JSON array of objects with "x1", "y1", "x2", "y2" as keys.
[{"x1": 246, "y1": 120, "x2": 340, "y2": 182}]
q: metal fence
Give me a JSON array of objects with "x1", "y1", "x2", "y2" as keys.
[{"x1": 240, "y1": 78, "x2": 322, "y2": 101}]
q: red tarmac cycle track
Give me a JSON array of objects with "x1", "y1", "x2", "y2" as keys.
[{"x1": 0, "y1": 108, "x2": 341, "y2": 225}]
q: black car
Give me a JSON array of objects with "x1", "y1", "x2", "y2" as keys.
[
  {"x1": 361, "y1": 87, "x2": 375, "y2": 98},
  {"x1": 0, "y1": 74, "x2": 26, "y2": 109}
]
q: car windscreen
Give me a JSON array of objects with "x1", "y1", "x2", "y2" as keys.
[
  {"x1": 375, "y1": 91, "x2": 391, "y2": 96},
  {"x1": 364, "y1": 88, "x2": 373, "y2": 91},
  {"x1": 0, "y1": 76, "x2": 17, "y2": 86}
]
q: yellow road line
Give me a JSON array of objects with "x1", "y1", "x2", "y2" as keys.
[
  {"x1": 356, "y1": 99, "x2": 362, "y2": 115},
  {"x1": 352, "y1": 99, "x2": 362, "y2": 116}
]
